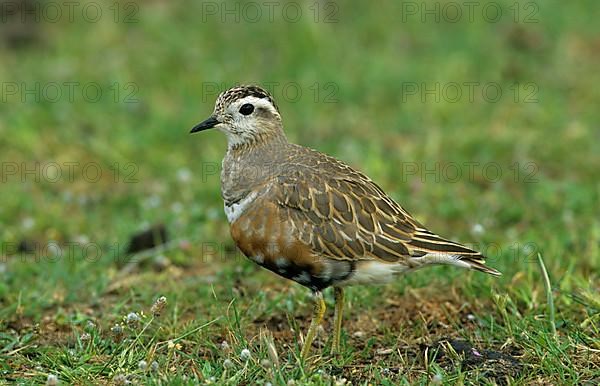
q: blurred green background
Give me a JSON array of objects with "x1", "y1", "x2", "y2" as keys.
[{"x1": 1, "y1": 0, "x2": 599, "y2": 384}]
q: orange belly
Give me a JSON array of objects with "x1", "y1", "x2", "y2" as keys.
[{"x1": 229, "y1": 201, "x2": 331, "y2": 290}]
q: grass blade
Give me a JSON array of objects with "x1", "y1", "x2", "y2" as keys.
[{"x1": 537, "y1": 253, "x2": 557, "y2": 339}]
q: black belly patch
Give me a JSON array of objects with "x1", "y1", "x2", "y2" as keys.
[{"x1": 245, "y1": 255, "x2": 353, "y2": 291}]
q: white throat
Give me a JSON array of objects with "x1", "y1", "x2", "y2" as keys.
[
  {"x1": 224, "y1": 191, "x2": 258, "y2": 223},
  {"x1": 220, "y1": 128, "x2": 253, "y2": 150}
]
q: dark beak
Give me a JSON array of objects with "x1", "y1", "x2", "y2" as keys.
[{"x1": 190, "y1": 116, "x2": 219, "y2": 133}]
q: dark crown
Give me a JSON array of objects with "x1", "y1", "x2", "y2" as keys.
[{"x1": 216, "y1": 85, "x2": 279, "y2": 113}]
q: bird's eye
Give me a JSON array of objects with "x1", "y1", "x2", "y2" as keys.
[{"x1": 239, "y1": 103, "x2": 254, "y2": 115}]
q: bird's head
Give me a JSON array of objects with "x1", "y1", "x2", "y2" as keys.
[{"x1": 191, "y1": 85, "x2": 285, "y2": 149}]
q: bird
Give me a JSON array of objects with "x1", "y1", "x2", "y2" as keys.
[{"x1": 190, "y1": 85, "x2": 501, "y2": 360}]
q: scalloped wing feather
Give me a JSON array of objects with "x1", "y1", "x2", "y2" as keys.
[{"x1": 271, "y1": 147, "x2": 500, "y2": 276}]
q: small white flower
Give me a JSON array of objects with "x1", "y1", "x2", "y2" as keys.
[
  {"x1": 240, "y1": 348, "x2": 251, "y2": 361},
  {"x1": 111, "y1": 324, "x2": 123, "y2": 335},
  {"x1": 334, "y1": 377, "x2": 347, "y2": 386},
  {"x1": 471, "y1": 223, "x2": 485, "y2": 235},
  {"x1": 171, "y1": 202, "x2": 183, "y2": 213},
  {"x1": 74, "y1": 234, "x2": 90, "y2": 245},
  {"x1": 151, "y1": 361, "x2": 159, "y2": 372},
  {"x1": 46, "y1": 242, "x2": 61, "y2": 257},
  {"x1": 113, "y1": 374, "x2": 128, "y2": 385},
  {"x1": 126, "y1": 312, "x2": 141, "y2": 326},
  {"x1": 523, "y1": 243, "x2": 535, "y2": 255},
  {"x1": 22, "y1": 217, "x2": 35, "y2": 230},
  {"x1": 223, "y1": 359, "x2": 234, "y2": 369},
  {"x1": 432, "y1": 373, "x2": 443, "y2": 384},
  {"x1": 220, "y1": 340, "x2": 230, "y2": 351},
  {"x1": 145, "y1": 195, "x2": 161, "y2": 209},
  {"x1": 85, "y1": 320, "x2": 96, "y2": 331},
  {"x1": 260, "y1": 359, "x2": 272, "y2": 368},
  {"x1": 467, "y1": 314, "x2": 476, "y2": 321},
  {"x1": 46, "y1": 374, "x2": 59, "y2": 385},
  {"x1": 138, "y1": 360, "x2": 148, "y2": 371},
  {"x1": 80, "y1": 333, "x2": 91, "y2": 342},
  {"x1": 177, "y1": 168, "x2": 192, "y2": 183}
]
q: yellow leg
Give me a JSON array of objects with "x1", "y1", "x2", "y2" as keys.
[
  {"x1": 331, "y1": 287, "x2": 344, "y2": 354},
  {"x1": 301, "y1": 291, "x2": 326, "y2": 360}
]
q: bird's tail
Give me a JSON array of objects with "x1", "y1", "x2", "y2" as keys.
[
  {"x1": 409, "y1": 229, "x2": 501, "y2": 276},
  {"x1": 456, "y1": 254, "x2": 501, "y2": 276}
]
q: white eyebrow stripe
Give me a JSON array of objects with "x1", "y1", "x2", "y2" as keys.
[{"x1": 235, "y1": 96, "x2": 278, "y2": 115}]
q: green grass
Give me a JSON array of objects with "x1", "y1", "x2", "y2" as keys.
[{"x1": 1, "y1": 0, "x2": 599, "y2": 384}]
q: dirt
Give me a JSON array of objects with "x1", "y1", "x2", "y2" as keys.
[
  {"x1": 424, "y1": 338, "x2": 524, "y2": 384},
  {"x1": 247, "y1": 286, "x2": 525, "y2": 383}
]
